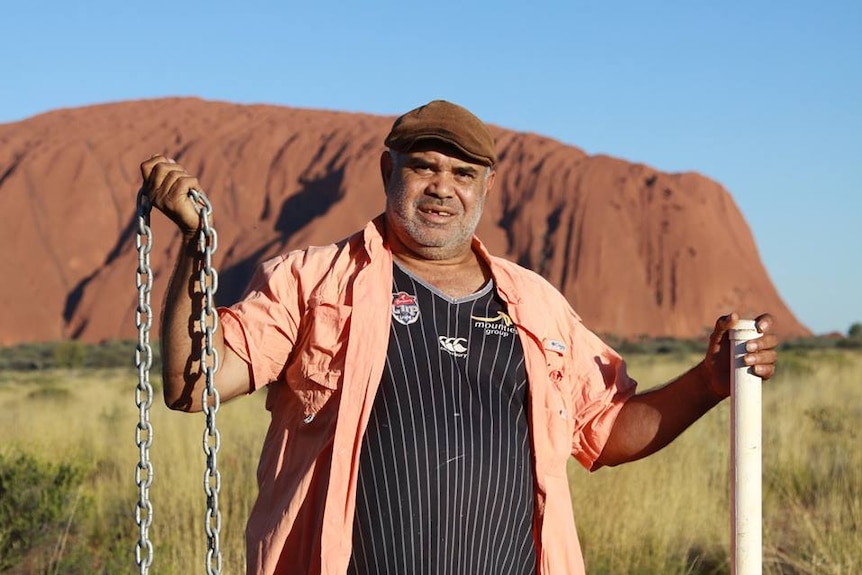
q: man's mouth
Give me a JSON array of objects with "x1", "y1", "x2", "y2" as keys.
[{"x1": 418, "y1": 206, "x2": 455, "y2": 218}]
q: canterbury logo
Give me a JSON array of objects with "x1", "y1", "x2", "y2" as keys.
[
  {"x1": 470, "y1": 311, "x2": 513, "y2": 326},
  {"x1": 438, "y1": 336, "x2": 468, "y2": 357}
]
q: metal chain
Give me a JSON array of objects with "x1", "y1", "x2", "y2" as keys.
[
  {"x1": 135, "y1": 188, "x2": 155, "y2": 574},
  {"x1": 190, "y1": 189, "x2": 223, "y2": 575},
  {"x1": 134, "y1": 187, "x2": 222, "y2": 574}
]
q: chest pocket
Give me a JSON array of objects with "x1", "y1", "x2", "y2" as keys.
[
  {"x1": 542, "y1": 337, "x2": 574, "y2": 406},
  {"x1": 283, "y1": 299, "x2": 352, "y2": 421}
]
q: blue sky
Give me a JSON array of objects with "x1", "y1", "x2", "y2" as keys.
[{"x1": 2, "y1": 1, "x2": 859, "y2": 335}]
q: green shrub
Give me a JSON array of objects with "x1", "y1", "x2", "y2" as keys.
[
  {"x1": 0, "y1": 340, "x2": 161, "y2": 372},
  {"x1": 0, "y1": 452, "x2": 84, "y2": 570},
  {"x1": 600, "y1": 334, "x2": 705, "y2": 356},
  {"x1": 53, "y1": 341, "x2": 87, "y2": 369},
  {"x1": 0, "y1": 342, "x2": 54, "y2": 370},
  {"x1": 836, "y1": 337, "x2": 862, "y2": 350}
]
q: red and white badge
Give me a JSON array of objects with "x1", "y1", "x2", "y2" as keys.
[{"x1": 391, "y1": 291, "x2": 420, "y2": 325}]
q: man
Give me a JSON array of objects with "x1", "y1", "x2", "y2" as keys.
[{"x1": 140, "y1": 99, "x2": 778, "y2": 575}]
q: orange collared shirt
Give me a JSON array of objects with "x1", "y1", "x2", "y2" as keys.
[{"x1": 220, "y1": 217, "x2": 636, "y2": 575}]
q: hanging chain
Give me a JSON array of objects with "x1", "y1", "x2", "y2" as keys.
[
  {"x1": 191, "y1": 189, "x2": 223, "y2": 575},
  {"x1": 135, "y1": 187, "x2": 222, "y2": 575},
  {"x1": 135, "y1": 188, "x2": 155, "y2": 574}
]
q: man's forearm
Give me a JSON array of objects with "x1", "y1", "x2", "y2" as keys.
[
  {"x1": 160, "y1": 235, "x2": 225, "y2": 412},
  {"x1": 596, "y1": 361, "x2": 725, "y2": 467}
]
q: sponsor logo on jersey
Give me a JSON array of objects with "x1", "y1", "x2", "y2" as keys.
[
  {"x1": 391, "y1": 291, "x2": 420, "y2": 325},
  {"x1": 438, "y1": 336, "x2": 468, "y2": 357},
  {"x1": 470, "y1": 311, "x2": 518, "y2": 337}
]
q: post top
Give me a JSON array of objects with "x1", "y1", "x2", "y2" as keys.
[
  {"x1": 730, "y1": 318, "x2": 758, "y2": 331},
  {"x1": 729, "y1": 318, "x2": 760, "y2": 341}
]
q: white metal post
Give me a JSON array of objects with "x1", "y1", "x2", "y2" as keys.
[{"x1": 730, "y1": 319, "x2": 763, "y2": 575}]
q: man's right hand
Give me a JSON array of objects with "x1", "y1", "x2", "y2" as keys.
[{"x1": 140, "y1": 154, "x2": 205, "y2": 236}]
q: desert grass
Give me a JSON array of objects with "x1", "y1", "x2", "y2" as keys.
[
  {"x1": 571, "y1": 349, "x2": 862, "y2": 574},
  {"x1": 0, "y1": 368, "x2": 268, "y2": 573},
  {"x1": 0, "y1": 349, "x2": 859, "y2": 573}
]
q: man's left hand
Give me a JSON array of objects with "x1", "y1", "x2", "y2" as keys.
[{"x1": 703, "y1": 312, "x2": 779, "y2": 398}]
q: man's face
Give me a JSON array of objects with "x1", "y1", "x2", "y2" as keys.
[{"x1": 382, "y1": 146, "x2": 495, "y2": 261}]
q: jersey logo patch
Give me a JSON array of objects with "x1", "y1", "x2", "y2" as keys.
[
  {"x1": 391, "y1": 291, "x2": 420, "y2": 325},
  {"x1": 438, "y1": 336, "x2": 468, "y2": 357},
  {"x1": 471, "y1": 311, "x2": 518, "y2": 336}
]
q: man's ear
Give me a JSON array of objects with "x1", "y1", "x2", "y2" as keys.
[
  {"x1": 484, "y1": 168, "x2": 497, "y2": 197},
  {"x1": 380, "y1": 150, "x2": 394, "y2": 191}
]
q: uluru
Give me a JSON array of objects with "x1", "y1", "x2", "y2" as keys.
[{"x1": 0, "y1": 98, "x2": 809, "y2": 346}]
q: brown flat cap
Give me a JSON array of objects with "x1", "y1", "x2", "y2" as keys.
[{"x1": 384, "y1": 100, "x2": 497, "y2": 166}]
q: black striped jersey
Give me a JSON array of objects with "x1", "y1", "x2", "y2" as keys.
[{"x1": 348, "y1": 261, "x2": 537, "y2": 575}]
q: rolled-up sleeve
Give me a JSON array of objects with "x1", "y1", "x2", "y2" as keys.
[
  {"x1": 569, "y1": 324, "x2": 637, "y2": 470},
  {"x1": 218, "y1": 255, "x2": 301, "y2": 391}
]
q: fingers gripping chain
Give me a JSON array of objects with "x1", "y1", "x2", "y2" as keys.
[{"x1": 135, "y1": 187, "x2": 223, "y2": 574}]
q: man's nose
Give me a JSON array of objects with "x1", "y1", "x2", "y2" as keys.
[{"x1": 425, "y1": 172, "x2": 455, "y2": 197}]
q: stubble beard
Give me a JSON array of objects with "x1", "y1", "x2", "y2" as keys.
[{"x1": 387, "y1": 189, "x2": 485, "y2": 261}]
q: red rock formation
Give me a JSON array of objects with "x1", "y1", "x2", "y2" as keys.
[{"x1": 0, "y1": 98, "x2": 809, "y2": 345}]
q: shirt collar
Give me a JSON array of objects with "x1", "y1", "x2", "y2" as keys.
[
  {"x1": 361, "y1": 215, "x2": 388, "y2": 260},
  {"x1": 364, "y1": 214, "x2": 522, "y2": 305},
  {"x1": 472, "y1": 236, "x2": 522, "y2": 305}
]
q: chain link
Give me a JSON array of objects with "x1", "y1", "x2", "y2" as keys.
[
  {"x1": 135, "y1": 187, "x2": 223, "y2": 574},
  {"x1": 135, "y1": 188, "x2": 155, "y2": 574},
  {"x1": 190, "y1": 189, "x2": 223, "y2": 575}
]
